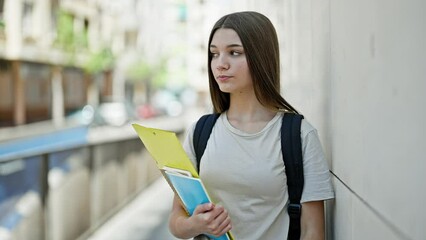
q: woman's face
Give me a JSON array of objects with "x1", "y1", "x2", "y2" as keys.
[{"x1": 210, "y1": 28, "x2": 253, "y2": 95}]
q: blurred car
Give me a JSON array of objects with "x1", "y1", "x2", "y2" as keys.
[
  {"x1": 67, "y1": 105, "x2": 95, "y2": 125},
  {"x1": 136, "y1": 104, "x2": 158, "y2": 119},
  {"x1": 97, "y1": 101, "x2": 138, "y2": 126},
  {"x1": 67, "y1": 101, "x2": 137, "y2": 127},
  {"x1": 151, "y1": 89, "x2": 183, "y2": 117},
  {"x1": 97, "y1": 102, "x2": 130, "y2": 126}
]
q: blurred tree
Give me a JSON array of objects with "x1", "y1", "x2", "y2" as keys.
[
  {"x1": 54, "y1": 9, "x2": 115, "y2": 106},
  {"x1": 152, "y1": 65, "x2": 167, "y2": 89},
  {"x1": 55, "y1": 10, "x2": 89, "y2": 65},
  {"x1": 127, "y1": 59, "x2": 167, "y2": 88},
  {"x1": 84, "y1": 48, "x2": 115, "y2": 74},
  {"x1": 127, "y1": 59, "x2": 152, "y2": 82},
  {"x1": 56, "y1": 10, "x2": 74, "y2": 52},
  {"x1": 126, "y1": 58, "x2": 168, "y2": 104},
  {"x1": 55, "y1": 9, "x2": 114, "y2": 76}
]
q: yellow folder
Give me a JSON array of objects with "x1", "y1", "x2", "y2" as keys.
[
  {"x1": 132, "y1": 123, "x2": 234, "y2": 240},
  {"x1": 132, "y1": 124, "x2": 199, "y2": 178}
]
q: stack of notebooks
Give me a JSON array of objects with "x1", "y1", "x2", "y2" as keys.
[{"x1": 132, "y1": 124, "x2": 234, "y2": 240}]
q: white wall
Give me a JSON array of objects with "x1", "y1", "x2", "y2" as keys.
[
  {"x1": 184, "y1": 1, "x2": 425, "y2": 238},
  {"x1": 283, "y1": 0, "x2": 426, "y2": 239}
]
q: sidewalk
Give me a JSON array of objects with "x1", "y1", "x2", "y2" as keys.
[{"x1": 87, "y1": 178, "x2": 180, "y2": 240}]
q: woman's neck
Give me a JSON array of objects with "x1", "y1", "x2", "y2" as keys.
[
  {"x1": 226, "y1": 93, "x2": 277, "y2": 133},
  {"x1": 228, "y1": 91, "x2": 273, "y2": 117}
]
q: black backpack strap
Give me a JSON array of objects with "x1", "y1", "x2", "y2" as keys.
[
  {"x1": 193, "y1": 113, "x2": 220, "y2": 172},
  {"x1": 281, "y1": 113, "x2": 304, "y2": 240}
]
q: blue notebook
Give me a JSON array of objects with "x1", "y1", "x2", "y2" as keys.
[{"x1": 163, "y1": 169, "x2": 231, "y2": 240}]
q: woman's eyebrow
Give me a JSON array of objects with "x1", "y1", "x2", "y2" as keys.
[{"x1": 210, "y1": 44, "x2": 243, "y2": 48}]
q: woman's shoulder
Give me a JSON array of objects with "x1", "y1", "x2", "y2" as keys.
[
  {"x1": 280, "y1": 112, "x2": 317, "y2": 137},
  {"x1": 300, "y1": 117, "x2": 317, "y2": 137},
  {"x1": 185, "y1": 113, "x2": 222, "y2": 140}
]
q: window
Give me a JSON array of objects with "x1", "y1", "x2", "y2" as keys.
[
  {"x1": 0, "y1": 0, "x2": 5, "y2": 39},
  {"x1": 0, "y1": 60, "x2": 13, "y2": 126},
  {"x1": 22, "y1": 1, "x2": 35, "y2": 42},
  {"x1": 0, "y1": 0, "x2": 4, "y2": 18},
  {"x1": 125, "y1": 30, "x2": 137, "y2": 48}
]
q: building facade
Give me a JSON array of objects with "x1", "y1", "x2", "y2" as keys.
[{"x1": 0, "y1": 0, "x2": 161, "y2": 127}]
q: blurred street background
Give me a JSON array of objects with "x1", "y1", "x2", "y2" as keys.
[{"x1": 1, "y1": 0, "x2": 425, "y2": 240}]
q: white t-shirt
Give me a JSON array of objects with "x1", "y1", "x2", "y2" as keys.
[{"x1": 182, "y1": 112, "x2": 334, "y2": 239}]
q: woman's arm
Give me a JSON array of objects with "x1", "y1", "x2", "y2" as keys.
[
  {"x1": 300, "y1": 200, "x2": 325, "y2": 240},
  {"x1": 169, "y1": 195, "x2": 232, "y2": 239}
]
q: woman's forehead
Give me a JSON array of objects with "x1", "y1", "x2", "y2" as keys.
[{"x1": 210, "y1": 28, "x2": 242, "y2": 47}]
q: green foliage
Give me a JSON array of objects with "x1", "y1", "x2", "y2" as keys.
[
  {"x1": 0, "y1": 19, "x2": 5, "y2": 28},
  {"x1": 126, "y1": 59, "x2": 168, "y2": 89},
  {"x1": 55, "y1": 10, "x2": 88, "y2": 58},
  {"x1": 127, "y1": 60, "x2": 152, "y2": 81},
  {"x1": 152, "y1": 67, "x2": 168, "y2": 88},
  {"x1": 55, "y1": 9, "x2": 110, "y2": 72},
  {"x1": 56, "y1": 10, "x2": 74, "y2": 51},
  {"x1": 84, "y1": 48, "x2": 115, "y2": 74}
]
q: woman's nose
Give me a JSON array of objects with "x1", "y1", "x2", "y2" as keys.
[{"x1": 216, "y1": 55, "x2": 229, "y2": 70}]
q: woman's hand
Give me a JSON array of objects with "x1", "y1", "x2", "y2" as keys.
[
  {"x1": 190, "y1": 203, "x2": 232, "y2": 237},
  {"x1": 169, "y1": 195, "x2": 232, "y2": 239}
]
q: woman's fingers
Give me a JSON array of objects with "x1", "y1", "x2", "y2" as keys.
[
  {"x1": 191, "y1": 203, "x2": 232, "y2": 237},
  {"x1": 193, "y1": 203, "x2": 215, "y2": 215},
  {"x1": 206, "y1": 207, "x2": 232, "y2": 237}
]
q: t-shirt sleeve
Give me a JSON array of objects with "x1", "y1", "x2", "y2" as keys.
[
  {"x1": 182, "y1": 121, "x2": 198, "y2": 172},
  {"x1": 300, "y1": 120, "x2": 335, "y2": 203}
]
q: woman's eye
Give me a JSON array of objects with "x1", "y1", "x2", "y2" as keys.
[
  {"x1": 210, "y1": 52, "x2": 219, "y2": 58},
  {"x1": 231, "y1": 51, "x2": 241, "y2": 56}
]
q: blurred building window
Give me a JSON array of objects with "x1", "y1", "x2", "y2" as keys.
[
  {"x1": 21, "y1": 62, "x2": 51, "y2": 123},
  {"x1": 22, "y1": 0, "x2": 35, "y2": 43},
  {"x1": 50, "y1": 0, "x2": 59, "y2": 41},
  {"x1": 125, "y1": 30, "x2": 137, "y2": 48},
  {"x1": 0, "y1": 0, "x2": 4, "y2": 19},
  {"x1": 0, "y1": 60, "x2": 13, "y2": 127},
  {"x1": 0, "y1": 0, "x2": 5, "y2": 39},
  {"x1": 63, "y1": 67, "x2": 86, "y2": 115}
]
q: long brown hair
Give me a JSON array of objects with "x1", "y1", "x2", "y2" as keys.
[{"x1": 207, "y1": 11, "x2": 298, "y2": 114}]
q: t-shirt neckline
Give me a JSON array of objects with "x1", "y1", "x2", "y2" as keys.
[{"x1": 222, "y1": 111, "x2": 282, "y2": 137}]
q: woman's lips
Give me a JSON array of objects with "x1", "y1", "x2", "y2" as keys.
[{"x1": 217, "y1": 75, "x2": 231, "y2": 81}]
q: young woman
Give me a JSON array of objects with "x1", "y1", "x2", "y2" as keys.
[{"x1": 169, "y1": 11, "x2": 334, "y2": 240}]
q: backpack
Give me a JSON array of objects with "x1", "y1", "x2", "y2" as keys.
[{"x1": 193, "y1": 112, "x2": 304, "y2": 240}]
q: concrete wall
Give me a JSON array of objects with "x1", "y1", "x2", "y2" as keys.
[
  {"x1": 47, "y1": 141, "x2": 150, "y2": 240},
  {"x1": 281, "y1": 0, "x2": 426, "y2": 239}
]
